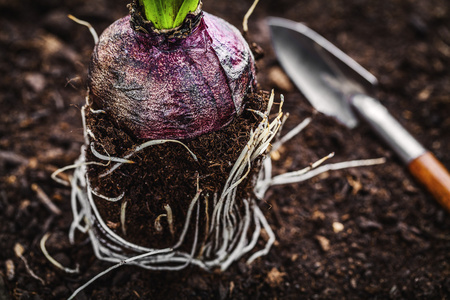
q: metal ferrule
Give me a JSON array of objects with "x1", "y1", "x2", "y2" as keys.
[{"x1": 351, "y1": 94, "x2": 426, "y2": 164}]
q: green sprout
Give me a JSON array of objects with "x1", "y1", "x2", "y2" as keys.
[{"x1": 139, "y1": 0, "x2": 200, "y2": 29}]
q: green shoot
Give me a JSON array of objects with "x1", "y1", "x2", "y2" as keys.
[{"x1": 139, "y1": 0, "x2": 200, "y2": 30}]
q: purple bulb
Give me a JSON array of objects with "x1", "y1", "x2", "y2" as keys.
[{"x1": 88, "y1": 11, "x2": 256, "y2": 140}]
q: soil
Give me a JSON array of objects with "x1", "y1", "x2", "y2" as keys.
[
  {"x1": 84, "y1": 91, "x2": 267, "y2": 250},
  {"x1": 1, "y1": 0, "x2": 449, "y2": 299}
]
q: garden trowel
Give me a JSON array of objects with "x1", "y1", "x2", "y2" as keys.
[{"x1": 267, "y1": 17, "x2": 450, "y2": 213}]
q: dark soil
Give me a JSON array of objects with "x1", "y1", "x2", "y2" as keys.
[
  {"x1": 1, "y1": 0, "x2": 450, "y2": 299},
  {"x1": 85, "y1": 91, "x2": 267, "y2": 250}
]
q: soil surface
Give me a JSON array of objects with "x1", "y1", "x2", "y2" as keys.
[{"x1": 1, "y1": 0, "x2": 450, "y2": 299}]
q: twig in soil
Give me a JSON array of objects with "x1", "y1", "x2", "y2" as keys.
[
  {"x1": 14, "y1": 243, "x2": 45, "y2": 285},
  {"x1": 0, "y1": 150, "x2": 29, "y2": 165},
  {"x1": 40, "y1": 233, "x2": 80, "y2": 274},
  {"x1": 31, "y1": 183, "x2": 62, "y2": 215}
]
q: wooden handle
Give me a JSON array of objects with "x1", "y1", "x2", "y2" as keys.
[{"x1": 408, "y1": 151, "x2": 450, "y2": 213}]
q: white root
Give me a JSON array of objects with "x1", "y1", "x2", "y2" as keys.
[
  {"x1": 100, "y1": 139, "x2": 197, "y2": 178},
  {"x1": 67, "y1": 248, "x2": 171, "y2": 300},
  {"x1": 14, "y1": 243, "x2": 45, "y2": 285},
  {"x1": 135, "y1": 139, "x2": 198, "y2": 162},
  {"x1": 173, "y1": 186, "x2": 202, "y2": 249},
  {"x1": 164, "y1": 204, "x2": 175, "y2": 236},
  {"x1": 154, "y1": 214, "x2": 166, "y2": 232},
  {"x1": 51, "y1": 89, "x2": 386, "y2": 298},
  {"x1": 68, "y1": 15, "x2": 99, "y2": 44},
  {"x1": 61, "y1": 91, "x2": 281, "y2": 274},
  {"x1": 51, "y1": 160, "x2": 109, "y2": 187},
  {"x1": 90, "y1": 108, "x2": 106, "y2": 114},
  {"x1": 90, "y1": 142, "x2": 135, "y2": 164},
  {"x1": 243, "y1": 0, "x2": 260, "y2": 34},
  {"x1": 40, "y1": 233, "x2": 80, "y2": 274},
  {"x1": 120, "y1": 200, "x2": 128, "y2": 236},
  {"x1": 268, "y1": 157, "x2": 386, "y2": 186},
  {"x1": 91, "y1": 188, "x2": 125, "y2": 202},
  {"x1": 271, "y1": 117, "x2": 312, "y2": 152},
  {"x1": 246, "y1": 204, "x2": 276, "y2": 264}
]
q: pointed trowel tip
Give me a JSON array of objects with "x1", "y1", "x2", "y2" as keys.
[{"x1": 266, "y1": 16, "x2": 387, "y2": 129}]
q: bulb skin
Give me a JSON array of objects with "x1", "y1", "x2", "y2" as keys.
[{"x1": 88, "y1": 12, "x2": 256, "y2": 140}]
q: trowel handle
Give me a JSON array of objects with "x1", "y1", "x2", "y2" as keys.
[
  {"x1": 351, "y1": 94, "x2": 450, "y2": 213},
  {"x1": 409, "y1": 152, "x2": 450, "y2": 212}
]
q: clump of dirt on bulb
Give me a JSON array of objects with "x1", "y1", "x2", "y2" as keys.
[{"x1": 85, "y1": 90, "x2": 269, "y2": 251}]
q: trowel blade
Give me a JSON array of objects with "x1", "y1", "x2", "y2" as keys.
[{"x1": 268, "y1": 17, "x2": 378, "y2": 128}]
